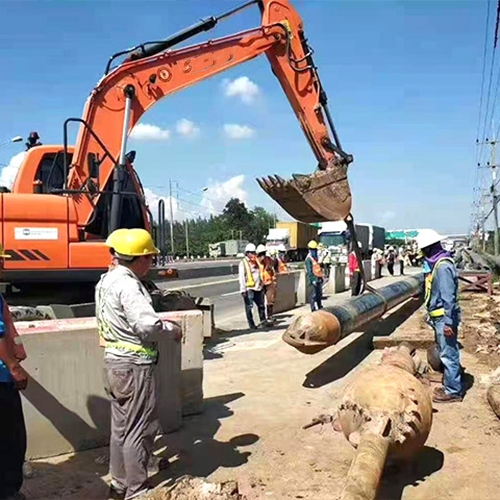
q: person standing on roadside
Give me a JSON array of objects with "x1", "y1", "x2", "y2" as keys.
[
  {"x1": 416, "y1": 229, "x2": 463, "y2": 404},
  {"x1": 348, "y1": 242, "x2": 362, "y2": 297},
  {"x1": 97, "y1": 229, "x2": 182, "y2": 500},
  {"x1": 398, "y1": 246, "x2": 405, "y2": 276},
  {"x1": 387, "y1": 247, "x2": 396, "y2": 276},
  {"x1": 238, "y1": 243, "x2": 266, "y2": 330},
  {"x1": 305, "y1": 240, "x2": 323, "y2": 311},
  {"x1": 0, "y1": 246, "x2": 29, "y2": 500},
  {"x1": 256, "y1": 245, "x2": 278, "y2": 323}
]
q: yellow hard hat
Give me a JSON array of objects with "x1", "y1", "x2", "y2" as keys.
[
  {"x1": 105, "y1": 228, "x2": 159, "y2": 257},
  {"x1": 308, "y1": 240, "x2": 318, "y2": 249}
]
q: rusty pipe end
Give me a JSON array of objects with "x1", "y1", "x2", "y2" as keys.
[{"x1": 282, "y1": 310, "x2": 342, "y2": 354}]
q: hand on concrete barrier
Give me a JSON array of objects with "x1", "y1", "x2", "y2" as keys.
[
  {"x1": 168, "y1": 321, "x2": 183, "y2": 342},
  {"x1": 10, "y1": 362, "x2": 28, "y2": 390}
]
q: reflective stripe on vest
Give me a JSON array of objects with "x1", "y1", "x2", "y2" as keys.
[
  {"x1": 97, "y1": 274, "x2": 158, "y2": 360},
  {"x1": 424, "y1": 257, "x2": 455, "y2": 318},
  {"x1": 242, "y1": 258, "x2": 255, "y2": 288},
  {"x1": 307, "y1": 255, "x2": 323, "y2": 278}
]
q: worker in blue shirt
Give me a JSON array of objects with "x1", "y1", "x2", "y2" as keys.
[
  {"x1": 416, "y1": 229, "x2": 462, "y2": 403},
  {"x1": 0, "y1": 248, "x2": 29, "y2": 499}
]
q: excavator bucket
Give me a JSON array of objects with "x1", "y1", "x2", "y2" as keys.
[{"x1": 257, "y1": 161, "x2": 352, "y2": 223}]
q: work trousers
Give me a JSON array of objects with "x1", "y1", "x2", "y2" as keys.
[
  {"x1": 104, "y1": 359, "x2": 159, "y2": 500},
  {"x1": 309, "y1": 281, "x2": 323, "y2": 312},
  {"x1": 399, "y1": 260, "x2": 404, "y2": 275},
  {"x1": 387, "y1": 262, "x2": 394, "y2": 276},
  {"x1": 431, "y1": 318, "x2": 462, "y2": 397},
  {"x1": 0, "y1": 383, "x2": 26, "y2": 500},
  {"x1": 243, "y1": 289, "x2": 266, "y2": 328},
  {"x1": 350, "y1": 271, "x2": 362, "y2": 297}
]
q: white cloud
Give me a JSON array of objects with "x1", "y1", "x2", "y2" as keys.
[
  {"x1": 223, "y1": 124, "x2": 255, "y2": 140},
  {"x1": 130, "y1": 123, "x2": 170, "y2": 141},
  {"x1": 176, "y1": 119, "x2": 200, "y2": 138},
  {"x1": 223, "y1": 76, "x2": 260, "y2": 104},
  {"x1": 145, "y1": 175, "x2": 249, "y2": 221},
  {"x1": 144, "y1": 187, "x2": 185, "y2": 222},
  {"x1": 200, "y1": 175, "x2": 248, "y2": 215},
  {"x1": 0, "y1": 151, "x2": 26, "y2": 189}
]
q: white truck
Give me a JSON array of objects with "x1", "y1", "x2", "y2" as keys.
[{"x1": 318, "y1": 221, "x2": 385, "y2": 264}]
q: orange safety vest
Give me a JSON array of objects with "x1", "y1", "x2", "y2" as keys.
[
  {"x1": 277, "y1": 257, "x2": 288, "y2": 273},
  {"x1": 307, "y1": 255, "x2": 323, "y2": 278},
  {"x1": 258, "y1": 256, "x2": 276, "y2": 285}
]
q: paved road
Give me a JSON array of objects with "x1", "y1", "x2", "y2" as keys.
[{"x1": 158, "y1": 259, "x2": 239, "y2": 269}]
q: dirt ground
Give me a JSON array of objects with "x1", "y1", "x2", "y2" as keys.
[{"x1": 22, "y1": 279, "x2": 500, "y2": 500}]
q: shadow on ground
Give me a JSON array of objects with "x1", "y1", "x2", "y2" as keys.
[
  {"x1": 302, "y1": 299, "x2": 423, "y2": 389},
  {"x1": 151, "y1": 392, "x2": 257, "y2": 487},
  {"x1": 376, "y1": 446, "x2": 445, "y2": 499}
]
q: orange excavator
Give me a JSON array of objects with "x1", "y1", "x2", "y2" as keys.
[{"x1": 0, "y1": 0, "x2": 353, "y2": 290}]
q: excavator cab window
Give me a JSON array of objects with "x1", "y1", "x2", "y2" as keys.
[
  {"x1": 85, "y1": 166, "x2": 146, "y2": 238},
  {"x1": 36, "y1": 152, "x2": 70, "y2": 193}
]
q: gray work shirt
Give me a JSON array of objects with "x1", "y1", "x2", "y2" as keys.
[{"x1": 95, "y1": 265, "x2": 174, "y2": 364}]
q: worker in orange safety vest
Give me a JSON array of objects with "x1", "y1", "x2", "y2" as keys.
[
  {"x1": 276, "y1": 244, "x2": 289, "y2": 273},
  {"x1": 305, "y1": 240, "x2": 323, "y2": 311},
  {"x1": 256, "y1": 245, "x2": 278, "y2": 323},
  {"x1": 0, "y1": 245, "x2": 29, "y2": 500}
]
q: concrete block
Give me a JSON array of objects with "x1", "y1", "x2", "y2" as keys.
[
  {"x1": 333, "y1": 265, "x2": 347, "y2": 293},
  {"x1": 178, "y1": 311, "x2": 204, "y2": 416},
  {"x1": 362, "y1": 260, "x2": 372, "y2": 282},
  {"x1": 15, "y1": 310, "x2": 203, "y2": 459},
  {"x1": 296, "y1": 270, "x2": 310, "y2": 305},
  {"x1": 274, "y1": 272, "x2": 297, "y2": 314}
]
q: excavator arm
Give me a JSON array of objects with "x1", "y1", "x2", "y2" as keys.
[{"x1": 67, "y1": 0, "x2": 353, "y2": 232}]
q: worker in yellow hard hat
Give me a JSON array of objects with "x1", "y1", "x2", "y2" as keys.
[
  {"x1": 97, "y1": 228, "x2": 182, "y2": 500},
  {"x1": 305, "y1": 240, "x2": 323, "y2": 311},
  {"x1": 0, "y1": 243, "x2": 29, "y2": 500}
]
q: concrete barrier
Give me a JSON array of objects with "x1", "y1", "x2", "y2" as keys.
[
  {"x1": 362, "y1": 260, "x2": 372, "y2": 282},
  {"x1": 274, "y1": 272, "x2": 297, "y2": 314},
  {"x1": 15, "y1": 310, "x2": 203, "y2": 459},
  {"x1": 324, "y1": 265, "x2": 347, "y2": 295}
]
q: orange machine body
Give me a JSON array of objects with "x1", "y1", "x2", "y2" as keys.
[{"x1": 2, "y1": 0, "x2": 351, "y2": 287}]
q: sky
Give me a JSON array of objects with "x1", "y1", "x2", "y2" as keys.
[{"x1": 0, "y1": 0, "x2": 489, "y2": 234}]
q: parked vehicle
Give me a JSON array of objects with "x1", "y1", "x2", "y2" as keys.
[{"x1": 266, "y1": 222, "x2": 317, "y2": 261}]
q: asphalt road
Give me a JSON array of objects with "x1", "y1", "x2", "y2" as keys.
[
  {"x1": 159, "y1": 259, "x2": 240, "y2": 269},
  {"x1": 156, "y1": 275, "x2": 242, "y2": 324}
]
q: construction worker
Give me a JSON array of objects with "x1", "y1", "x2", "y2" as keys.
[
  {"x1": 386, "y1": 246, "x2": 396, "y2": 276},
  {"x1": 97, "y1": 228, "x2": 182, "y2": 500},
  {"x1": 305, "y1": 240, "x2": 323, "y2": 311},
  {"x1": 348, "y1": 242, "x2": 362, "y2": 297},
  {"x1": 398, "y1": 246, "x2": 405, "y2": 276},
  {"x1": 416, "y1": 229, "x2": 463, "y2": 403},
  {"x1": 0, "y1": 246, "x2": 28, "y2": 500},
  {"x1": 257, "y1": 245, "x2": 277, "y2": 323},
  {"x1": 238, "y1": 243, "x2": 266, "y2": 329},
  {"x1": 276, "y1": 244, "x2": 289, "y2": 273}
]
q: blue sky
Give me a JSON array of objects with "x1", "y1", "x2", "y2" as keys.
[{"x1": 0, "y1": 0, "x2": 488, "y2": 233}]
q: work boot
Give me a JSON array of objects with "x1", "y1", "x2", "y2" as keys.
[
  {"x1": 432, "y1": 386, "x2": 463, "y2": 403},
  {"x1": 5, "y1": 493, "x2": 27, "y2": 500},
  {"x1": 108, "y1": 481, "x2": 126, "y2": 500}
]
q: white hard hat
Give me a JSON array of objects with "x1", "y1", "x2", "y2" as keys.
[
  {"x1": 416, "y1": 229, "x2": 443, "y2": 250},
  {"x1": 277, "y1": 244, "x2": 286, "y2": 252},
  {"x1": 245, "y1": 243, "x2": 256, "y2": 253},
  {"x1": 256, "y1": 244, "x2": 267, "y2": 254}
]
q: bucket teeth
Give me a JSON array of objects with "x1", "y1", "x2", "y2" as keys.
[{"x1": 256, "y1": 161, "x2": 352, "y2": 223}]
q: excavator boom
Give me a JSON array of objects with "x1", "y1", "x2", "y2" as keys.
[{"x1": 66, "y1": 0, "x2": 352, "y2": 228}]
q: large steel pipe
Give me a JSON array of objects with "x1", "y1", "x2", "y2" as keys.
[{"x1": 283, "y1": 274, "x2": 424, "y2": 354}]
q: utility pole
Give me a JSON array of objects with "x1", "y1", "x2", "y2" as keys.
[
  {"x1": 169, "y1": 179, "x2": 175, "y2": 254},
  {"x1": 492, "y1": 136, "x2": 500, "y2": 256},
  {"x1": 185, "y1": 219, "x2": 190, "y2": 258}
]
